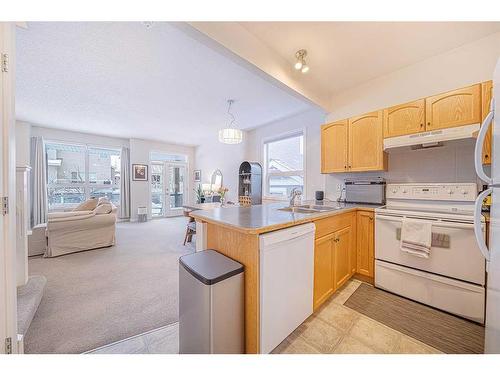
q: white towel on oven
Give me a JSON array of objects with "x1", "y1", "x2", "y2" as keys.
[{"x1": 400, "y1": 218, "x2": 432, "y2": 258}]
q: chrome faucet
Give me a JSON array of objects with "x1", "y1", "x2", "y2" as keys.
[{"x1": 289, "y1": 188, "x2": 303, "y2": 207}]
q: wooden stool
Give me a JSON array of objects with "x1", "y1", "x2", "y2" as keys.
[{"x1": 183, "y1": 210, "x2": 196, "y2": 245}]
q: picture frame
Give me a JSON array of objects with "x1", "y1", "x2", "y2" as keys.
[
  {"x1": 194, "y1": 169, "x2": 201, "y2": 182},
  {"x1": 132, "y1": 164, "x2": 148, "y2": 181}
]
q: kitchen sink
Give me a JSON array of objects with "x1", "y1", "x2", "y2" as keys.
[
  {"x1": 278, "y1": 207, "x2": 319, "y2": 213},
  {"x1": 278, "y1": 204, "x2": 342, "y2": 213}
]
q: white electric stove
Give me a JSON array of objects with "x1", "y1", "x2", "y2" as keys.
[{"x1": 375, "y1": 183, "x2": 486, "y2": 323}]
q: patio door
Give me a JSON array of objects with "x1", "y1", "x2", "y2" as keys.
[{"x1": 151, "y1": 162, "x2": 187, "y2": 218}]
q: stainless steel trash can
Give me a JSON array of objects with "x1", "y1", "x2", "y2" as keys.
[{"x1": 179, "y1": 250, "x2": 244, "y2": 354}]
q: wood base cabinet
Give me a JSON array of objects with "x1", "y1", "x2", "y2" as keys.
[
  {"x1": 313, "y1": 233, "x2": 335, "y2": 310},
  {"x1": 313, "y1": 212, "x2": 356, "y2": 311},
  {"x1": 333, "y1": 226, "x2": 353, "y2": 290},
  {"x1": 356, "y1": 210, "x2": 374, "y2": 279}
]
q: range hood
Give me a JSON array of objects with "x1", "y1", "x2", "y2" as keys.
[{"x1": 383, "y1": 123, "x2": 480, "y2": 151}]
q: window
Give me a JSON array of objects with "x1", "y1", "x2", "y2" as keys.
[
  {"x1": 263, "y1": 132, "x2": 305, "y2": 199},
  {"x1": 46, "y1": 142, "x2": 121, "y2": 211}
]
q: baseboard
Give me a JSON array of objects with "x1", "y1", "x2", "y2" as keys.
[{"x1": 353, "y1": 273, "x2": 374, "y2": 285}]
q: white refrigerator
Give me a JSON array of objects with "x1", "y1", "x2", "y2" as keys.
[{"x1": 475, "y1": 58, "x2": 500, "y2": 353}]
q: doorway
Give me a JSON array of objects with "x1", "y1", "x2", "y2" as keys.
[{"x1": 151, "y1": 161, "x2": 187, "y2": 218}]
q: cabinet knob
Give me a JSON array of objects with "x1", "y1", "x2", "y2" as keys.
[{"x1": 420, "y1": 123, "x2": 424, "y2": 128}]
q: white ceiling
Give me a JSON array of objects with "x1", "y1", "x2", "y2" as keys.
[
  {"x1": 240, "y1": 22, "x2": 500, "y2": 96},
  {"x1": 16, "y1": 22, "x2": 313, "y2": 146}
]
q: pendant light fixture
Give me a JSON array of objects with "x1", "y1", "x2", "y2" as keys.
[
  {"x1": 218, "y1": 99, "x2": 243, "y2": 144},
  {"x1": 294, "y1": 49, "x2": 309, "y2": 73}
]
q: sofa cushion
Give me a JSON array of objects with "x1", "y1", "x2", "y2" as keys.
[
  {"x1": 94, "y1": 203, "x2": 113, "y2": 215},
  {"x1": 97, "y1": 197, "x2": 110, "y2": 205},
  {"x1": 72, "y1": 198, "x2": 98, "y2": 212}
]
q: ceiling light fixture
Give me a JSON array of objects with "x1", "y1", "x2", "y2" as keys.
[
  {"x1": 294, "y1": 49, "x2": 309, "y2": 73},
  {"x1": 218, "y1": 99, "x2": 243, "y2": 144}
]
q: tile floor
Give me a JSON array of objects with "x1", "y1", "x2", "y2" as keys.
[{"x1": 86, "y1": 279, "x2": 442, "y2": 354}]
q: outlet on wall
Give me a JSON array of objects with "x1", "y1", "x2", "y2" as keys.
[{"x1": 336, "y1": 184, "x2": 342, "y2": 192}]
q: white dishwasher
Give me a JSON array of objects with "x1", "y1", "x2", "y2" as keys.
[{"x1": 259, "y1": 223, "x2": 315, "y2": 353}]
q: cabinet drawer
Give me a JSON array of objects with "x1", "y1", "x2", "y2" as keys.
[{"x1": 314, "y1": 212, "x2": 354, "y2": 239}]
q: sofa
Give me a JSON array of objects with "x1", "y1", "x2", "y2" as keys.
[{"x1": 45, "y1": 198, "x2": 117, "y2": 257}]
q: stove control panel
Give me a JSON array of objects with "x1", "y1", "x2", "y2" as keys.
[{"x1": 386, "y1": 183, "x2": 477, "y2": 201}]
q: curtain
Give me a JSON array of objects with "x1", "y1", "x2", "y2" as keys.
[
  {"x1": 120, "y1": 146, "x2": 131, "y2": 219},
  {"x1": 30, "y1": 136, "x2": 47, "y2": 226}
]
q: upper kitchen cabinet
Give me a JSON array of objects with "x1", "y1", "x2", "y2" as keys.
[
  {"x1": 425, "y1": 84, "x2": 481, "y2": 131},
  {"x1": 481, "y1": 80, "x2": 493, "y2": 165},
  {"x1": 383, "y1": 99, "x2": 425, "y2": 138},
  {"x1": 321, "y1": 120, "x2": 348, "y2": 173},
  {"x1": 348, "y1": 110, "x2": 387, "y2": 172}
]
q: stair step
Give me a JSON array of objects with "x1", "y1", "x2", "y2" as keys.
[{"x1": 17, "y1": 275, "x2": 47, "y2": 336}]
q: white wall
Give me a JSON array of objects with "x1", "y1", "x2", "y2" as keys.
[
  {"x1": 245, "y1": 109, "x2": 326, "y2": 201},
  {"x1": 30, "y1": 125, "x2": 129, "y2": 149},
  {"x1": 195, "y1": 135, "x2": 246, "y2": 203},
  {"x1": 129, "y1": 138, "x2": 195, "y2": 221},
  {"x1": 324, "y1": 32, "x2": 500, "y2": 199}
]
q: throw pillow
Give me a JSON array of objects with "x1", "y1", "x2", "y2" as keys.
[
  {"x1": 94, "y1": 203, "x2": 112, "y2": 215},
  {"x1": 97, "y1": 197, "x2": 110, "y2": 205},
  {"x1": 72, "y1": 198, "x2": 98, "y2": 212}
]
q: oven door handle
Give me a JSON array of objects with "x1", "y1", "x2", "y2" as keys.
[
  {"x1": 473, "y1": 188, "x2": 491, "y2": 261},
  {"x1": 375, "y1": 214, "x2": 477, "y2": 230}
]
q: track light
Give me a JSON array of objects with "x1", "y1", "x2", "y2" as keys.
[{"x1": 294, "y1": 49, "x2": 309, "y2": 73}]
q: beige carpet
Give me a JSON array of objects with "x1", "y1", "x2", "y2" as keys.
[
  {"x1": 344, "y1": 283, "x2": 485, "y2": 354},
  {"x1": 26, "y1": 217, "x2": 194, "y2": 354}
]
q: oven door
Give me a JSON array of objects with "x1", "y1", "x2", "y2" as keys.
[{"x1": 375, "y1": 213, "x2": 486, "y2": 285}]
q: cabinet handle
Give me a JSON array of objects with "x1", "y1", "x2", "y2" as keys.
[
  {"x1": 420, "y1": 123, "x2": 424, "y2": 128},
  {"x1": 427, "y1": 122, "x2": 431, "y2": 127},
  {"x1": 369, "y1": 217, "x2": 373, "y2": 221}
]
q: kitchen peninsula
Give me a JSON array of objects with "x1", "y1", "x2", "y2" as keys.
[{"x1": 190, "y1": 201, "x2": 379, "y2": 353}]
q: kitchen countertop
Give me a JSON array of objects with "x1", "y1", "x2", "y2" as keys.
[{"x1": 190, "y1": 200, "x2": 382, "y2": 234}]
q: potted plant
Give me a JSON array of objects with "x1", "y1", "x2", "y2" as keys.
[{"x1": 194, "y1": 184, "x2": 205, "y2": 204}]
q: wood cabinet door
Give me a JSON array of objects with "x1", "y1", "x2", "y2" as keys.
[
  {"x1": 383, "y1": 99, "x2": 425, "y2": 138},
  {"x1": 321, "y1": 120, "x2": 348, "y2": 173},
  {"x1": 349, "y1": 213, "x2": 357, "y2": 276},
  {"x1": 313, "y1": 234, "x2": 335, "y2": 310},
  {"x1": 348, "y1": 111, "x2": 386, "y2": 172},
  {"x1": 334, "y1": 226, "x2": 352, "y2": 290},
  {"x1": 481, "y1": 81, "x2": 493, "y2": 165},
  {"x1": 356, "y1": 211, "x2": 374, "y2": 278},
  {"x1": 425, "y1": 84, "x2": 481, "y2": 131}
]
